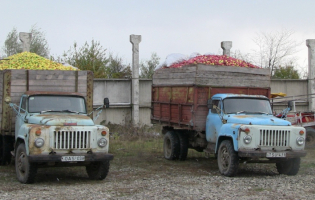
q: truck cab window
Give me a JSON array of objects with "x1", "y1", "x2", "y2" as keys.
[
  {"x1": 211, "y1": 100, "x2": 221, "y2": 114},
  {"x1": 20, "y1": 97, "x2": 26, "y2": 113}
]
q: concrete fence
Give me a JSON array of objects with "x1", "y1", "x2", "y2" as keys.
[{"x1": 93, "y1": 78, "x2": 310, "y2": 126}]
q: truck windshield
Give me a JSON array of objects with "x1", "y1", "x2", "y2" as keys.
[
  {"x1": 28, "y1": 95, "x2": 87, "y2": 114},
  {"x1": 223, "y1": 98, "x2": 272, "y2": 114}
]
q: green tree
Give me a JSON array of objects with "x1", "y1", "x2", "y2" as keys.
[
  {"x1": 106, "y1": 54, "x2": 132, "y2": 78},
  {"x1": 272, "y1": 66, "x2": 300, "y2": 79},
  {"x1": 3, "y1": 28, "x2": 21, "y2": 56},
  {"x1": 140, "y1": 52, "x2": 160, "y2": 78},
  {"x1": 2, "y1": 25, "x2": 50, "y2": 57},
  {"x1": 61, "y1": 40, "x2": 110, "y2": 78}
]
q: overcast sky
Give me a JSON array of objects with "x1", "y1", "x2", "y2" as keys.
[{"x1": 1, "y1": 0, "x2": 314, "y2": 73}]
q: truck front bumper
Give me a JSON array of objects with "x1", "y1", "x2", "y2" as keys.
[
  {"x1": 28, "y1": 153, "x2": 114, "y2": 163},
  {"x1": 238, "y1": 150, "x2": 307, "y2": 158}
]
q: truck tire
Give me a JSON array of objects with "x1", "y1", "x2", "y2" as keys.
[
  {"x1": 217, "y1": 140, "x2": 239, "y2": 177},
  {"x1": 86, "y1": 161, "x2": 110, "y2": 180},
  {"x1": 1, "y1": 135, "x2": 14, "y2": 165},
  {"x1": 163, "y1": 131, "x2": 180, "y2": 160},
  {"x1": 305, "y1": 127, "x2": 315, "y2": 147},
  {"x1": 176, "y1": 132, "x2": 188, "y2": 161},
  {"x1": 0, "y1": 136, "x2": 3, "y2": 165},
  {"x1": 276, "y1": 158, "x2": 300, "y2": 175},
  {"x1": 15, "y1": 143, "x2": 37, "y2": 184}
]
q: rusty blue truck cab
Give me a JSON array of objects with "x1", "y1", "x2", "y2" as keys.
[
  {"x1": 9, "y1": 91, "x2": 113, "y2": 183},
  {"x1": 206, "y1": 93, "x2": 306, "y2": 176}
]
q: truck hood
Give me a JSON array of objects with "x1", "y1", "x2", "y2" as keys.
[
  {"x1": 28, "y1": 114, "x2": 94, "y2": 126},
  {"x1": 225, "y1": 114, "x2": 291, "y2": 126}
]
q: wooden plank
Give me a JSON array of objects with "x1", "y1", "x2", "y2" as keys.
[
  {"x1": 0, "y1": 70, "x2": 2, "y2": 130},
  {"x1": 196, "y1": 64, "x2": 270, "y2": 76},
  {"x1": 196, "y1": 78, "x2": 270, "y2": 88},
  {"x1": 153, "y1": 78, "x2": 196, "y2": 85},
  {"x1": 153, "y1": 65, "x2": 271, "y2": 87}
]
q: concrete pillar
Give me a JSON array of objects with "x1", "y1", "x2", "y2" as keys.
[
  {"x1": 19, "y1": 32, "x2": 32, "y2": 52},
  {"x1": 307, "y1": 39, "x2": 315, "y2": 111},
  {"x1": 130, "y1": 35, "x2": 141, "y2": 125},
  {"x1": 221, "y1": 41, "x2": 232, "y2": 56}
]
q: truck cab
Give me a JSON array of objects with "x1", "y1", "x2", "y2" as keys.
[
  {"x1": 8, "y1": 91, "x2": 113, "y2": 183},
  {"x1": 206, "y1": 94, "x2": 306, "y2": 176}
]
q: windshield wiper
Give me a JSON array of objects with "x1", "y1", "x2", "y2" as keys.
[
  {"x1": 40, "y1": 110, "x2": 53, "y2": 114},
  {"x1": 252, "y1": 111, "x2": 270, "y2": 115},
  {"x1": 236, "y1": 111, "x2": 247, "y2": 114},
  {"x1": 40, "y1": 110, "x2": 79, "y2": 114},
  {"x1": 61, "y1": 110, "x2": 79, "y2": 114}
]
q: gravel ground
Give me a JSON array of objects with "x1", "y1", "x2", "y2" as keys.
[{"x1": 1, "y1": 154, "x2": 315, "y2": 200}]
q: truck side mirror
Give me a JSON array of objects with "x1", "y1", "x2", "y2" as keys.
[
  {"x1": 207, "y1": 99, "x2": 213, "y2": 109},
  {"x1": 288, "y1": 101, "x2": 293, "y2": 111},
  {"x1": 104, "y1": 98, "x2": 109, "y2": 108}
]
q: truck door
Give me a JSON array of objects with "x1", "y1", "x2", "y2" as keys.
[
  {"x1": 15, "y1": 96, "x2": 27, "y2": 135},
  {"x1": 206, "y1": 98, "x2": 223, "y2": 143}
]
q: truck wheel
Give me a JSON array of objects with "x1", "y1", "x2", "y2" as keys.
[
  {"x1": 276, "y1": 158, "x2": 300, "y2": 175},
  {"x1": 86, "y1": 161, "x2": 110, "y2": 180},
  {"x1": 163, "y1": 131, "x2": 180, "y2": 160},
  {"x1": 305, "y1": 127, "x2": 315, "y2": 147},
  {"x1": 176, "y1": 132, "x2": 188, "y2": 161},
  {"x1": 15, "y1": 143, "x2": 37, "y2": 184},
  {"x1": 217, "y1": 140, "x2": 239, "y2": 177},
  {"x1": 1, "y1": 135, "x2": 14, "y2": 165}
]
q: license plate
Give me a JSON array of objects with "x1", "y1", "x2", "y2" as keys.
[
  {"x1": 266, "y1": 152, "x2": 286, "y2": 158},
  {"x1": 61, "y1": 156, "x2": 85, "y2": 162}
]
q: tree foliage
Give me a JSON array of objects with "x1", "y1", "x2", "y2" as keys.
[
  {"x1": 3, "y1": 28, "x2": 21, "y2": 56},
  {"x1": 2, "y1": 25, "x2": 50, "y2": 58},
  {"x1": 272, "y1": 66, "x2": 300, "y2": 79},
  {"x1": 106, "y1": 54, "x2": 132, "y2": 78},
  {"x1": 140, "y1": 52, "x2": 160, "y2": 78},
  {"x1": 252, "y1": 29, "x2": 300, "y2": 74},
  {"x1": 60, "y1": 41, "x2": 131, "y2": 78},
  {"x1": 61, "y1": 40, "x2": 109, "y2": 78}
]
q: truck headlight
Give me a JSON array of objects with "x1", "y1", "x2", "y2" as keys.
[
  {"x1": 243, "y1": 135, "x2": 252, "y2": 144},
  {"x1": 97, "y1": 138, "x2": 107, "y2": 148},
  {"x1": 34, "y1": 138, "x2": 45, "y2": 148},
  {"x1": 296, "y1": 137, "x2": 305, "y2": 146}
]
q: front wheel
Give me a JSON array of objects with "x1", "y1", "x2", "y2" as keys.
[
  {"x1": 86, "y1": 161, "x2": 110, "y2": 180},
  {"x1": 305, "y1": 127, "x2": 315, "y2": 147},
  {"x1": 276, "y1": 158, "x2": 300, "y2": 175},
  {"x1": 217, "y1": 140, "x2": 239, "y2": 177},
  {"x1": 15, "y1": 143, "x2": 37, "y2": 184}
]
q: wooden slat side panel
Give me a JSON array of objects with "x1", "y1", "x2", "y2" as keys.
[
  {"x1": 0, "y1": 70, "x2": 3, "y2": 130},
  {"x1": 153, "y1": 65, "x2": 270, "y2": 88}
]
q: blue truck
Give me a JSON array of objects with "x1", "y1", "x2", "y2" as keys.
[
  {"x1": 151, "y1": 64, "x2": 307, "y2": 176},
  {"x1": 0, "y1": 70, "x2": 113, "y2": 183}
]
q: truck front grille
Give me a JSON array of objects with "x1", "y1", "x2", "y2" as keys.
[
  {"x1": 259, "y1": 129, "x2": 290, "y2": 147},
  {"x1": 53, "y1": 131, "x2": 91, "y2": 149}
]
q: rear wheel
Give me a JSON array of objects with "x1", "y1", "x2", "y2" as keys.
[
  {"x1": 0, "y1": 135, "x2": 14, "y2": 165},
  {"x1": 86, "y1": 161, "x2": 110, "y2": 180},
  {"x1": 276, "y1": 158, "x2": 300, "y2": 175},
  {"x1": 163, "y1": 131, "x2": 180, "y2": 160},
  {"x1": 217, "y1": 140, "x2": 239, "y2": 177},
  {"x1": 177, "y1": 132, "x2": 188, "y2": 161},
  {"x1": 15, "y1": 143, "x2": 37, "y2": 184}
]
